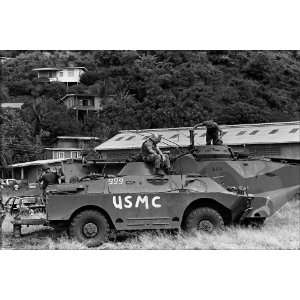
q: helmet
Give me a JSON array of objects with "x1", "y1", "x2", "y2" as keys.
[
  {"x1": 150, "y1": 133, "x2": 162, "y2": 143},
  {"x1": 41, "y1": 164, "x2": 50, "y2": 171}
]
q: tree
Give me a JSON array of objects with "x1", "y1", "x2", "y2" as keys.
[
  {"x1": 21, "y1": 98, "x2": 82, "y2": 145},
  {"x1": 0, "y1": 109, "x2": 43, "y2": 166}
]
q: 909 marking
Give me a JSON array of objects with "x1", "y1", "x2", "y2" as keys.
[{"x1": 108, "y1": 178, "x2": 124, "y2": 185}]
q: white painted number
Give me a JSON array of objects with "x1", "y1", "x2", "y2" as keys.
[{"x1": 108, "y1": 178, "x2": 124, "y2": 185}]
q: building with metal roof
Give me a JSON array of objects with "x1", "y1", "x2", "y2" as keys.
[
  {"x1": 32, "y1": 67, "x2": 87, "y2": 84},
  {"x1": 7, "y1": 158, "x2": 88, "y2": 183},
  {"x1": 1, "y1": 102, "x2": 24, "y2": 109},
  {"x1": 95, "y1": 121, "x2": 300, "y2": 162},
  {"x1": 44, "y1": 136, "x2": 100, "y2": 160},
  {"x1": 58, "y1": 94, "x2": 103, "y2": 123}
]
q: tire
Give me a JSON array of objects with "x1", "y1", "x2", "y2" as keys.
[
  {"x1": 183, "y1": 207, "x2": 225, "y2": 233},
  {"x1": 69, "y1": 210, "x2": 110, "y2": 247},
  {"x1": 242, "y1": 218, "x2": 265, "y2": 229}
]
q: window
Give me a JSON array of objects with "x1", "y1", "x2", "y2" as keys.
[
  {"x1": 170, "y1": 134, "x2": 179, "y2": 139},
  {"x1": 68, "y1": 70, "x2": 74, "y2": 77},
  {"x1": 71, "y1": 151, "x2": 78, "y2": 159},
  {"x1": 115, "y1": 136, "x2": 124, "y2": 141},
  {"x1": 249, "y1": 130, "x2": 259, "y2": 135},
  {"x1": 126, "y1": 136, "x2": 135, "y2": 141},
  {"x1": 58, "y1": 152, "x2": 65, "y2": 159},
  {"x1": 39, "y1": 71, "x2": 49, "y2": 78},
  {"x1": 222, "y1": 131, "x2": 227, "y2": 135},
  {"x1": 237, "y1": 130, "x2": 246, "y2": 136},
  {"x1": 53, "y1": 151, "x2": 64, "y2": 159},
  {"x1": 269, "y1": 129, "x2": 279, "y2": 134},
  {"x1": 59, "y1": 71, "x2": 63, "y2": 77},
  {"x1": 289, "y1": 128, "x2": 299, "y2": 134},
  {"x1": 200, "y1": 133, "x2": 206, "y2": 137}
]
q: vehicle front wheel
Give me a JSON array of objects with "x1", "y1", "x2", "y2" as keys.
[
  {"x1": 69, "y1": 210, "x2": 110, "y2": 247},
  {"x1": 183, "y1": 207, "x2": 225, "y2": 233}
]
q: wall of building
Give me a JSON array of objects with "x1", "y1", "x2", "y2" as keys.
[
  {"x1": 62, "y1": 161, "x2": 88, "y2": 182},
  {"x1": 94, "y1": 97, "x2": 102, "y2": 110},
  {"x1": 63, "y1": 96, "x2": 101, "y2": 110},
  {"x1": 280, "y1": 144, "x2": 300, "y2": 159},
  {"x1": 11, "y1": 161, "x2": 88, "y2": 183},
  {"x1": 52, "y1": 150, "x2": 82, "y2": 160},
  {"x1": 56, "y1": 140, "x2": 79, "y2": 148},
  {"x1": 57, "y1": 69, "x2": 84, "y2": 83}
]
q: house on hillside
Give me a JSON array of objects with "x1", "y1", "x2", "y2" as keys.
[
  {"x1": 1, "y1": 103, "x2": 24, "y2": 109},
  {"x1": 32, "y1": 67, "x2": 87, "y2": 85},
  {"x1": 44, "y1": 136, "x2": 100, "y2": 160},
  {"x1": 58, "y1": 94, "x2": 103, "y2": 122},
  {"x1": 0, "y1": 56, "x2": 11, "y2": 64}
]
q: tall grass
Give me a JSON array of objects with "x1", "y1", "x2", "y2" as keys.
[{"x1": 1, "y1": 201, "x2": 299, "y2": 250}]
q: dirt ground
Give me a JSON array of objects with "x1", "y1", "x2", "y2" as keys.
[{"x1": 1, "y1": 200, "x2": 299, "y2": 250}]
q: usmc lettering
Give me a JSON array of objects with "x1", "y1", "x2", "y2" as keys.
[{"x1": 112, "y1": 195, "x2": 162, "y2": 210}]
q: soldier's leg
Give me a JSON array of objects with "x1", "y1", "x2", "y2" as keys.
[
  {"x1": 206, "y1": 134, "x2": 212, "y2": 145},
  {"x1": 212, "y1": 134, "x2": 220, "y2": 145},
  {"x1": 153, "y1": 154, "x2": 162, "y2": 169},
  {"x1": 162, "y1": 154, "x2": 171, "y2": 169},
  {"x1": 145, "y1": 154, "x2": 162, "y2": 169}
]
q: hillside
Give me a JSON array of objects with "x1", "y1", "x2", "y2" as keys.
[{"x1": 1, "y1": 50, "x2": 300, "y2": 164}]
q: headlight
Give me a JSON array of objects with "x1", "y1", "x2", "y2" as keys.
[{"x1": 226, "y1": 185, "x2": 249, "y2": 195}]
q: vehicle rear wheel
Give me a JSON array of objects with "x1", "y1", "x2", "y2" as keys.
[
  {"x1": 183, "y1": 207, "x2": 225, "y2": 233},
  {"x1": 69, "y1": 210, "x2": 110, "y2": 247}
]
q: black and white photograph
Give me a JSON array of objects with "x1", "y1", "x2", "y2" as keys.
[
  {"x1": 0, "y1": 1, "x2": 299, "y2": 300},
  {"x1": 1, "y1": 49, "x2": 299, "y2": 250}
]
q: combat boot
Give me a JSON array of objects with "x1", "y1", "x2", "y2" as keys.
[{"x1": 155, "y1": 168, "x2": 165, "y2": 176}]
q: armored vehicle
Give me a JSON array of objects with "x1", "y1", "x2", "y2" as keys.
[
  {"x1": 11, "y1": 162, "x2": 261, "y2": 247},
  {"x1": 172, "y1": 127, "x2": 300, "y2": 223}
]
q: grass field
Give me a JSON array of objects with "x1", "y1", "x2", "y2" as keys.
[{"x1": 1, "y1": 200, "x2": 299, "y2": 250}]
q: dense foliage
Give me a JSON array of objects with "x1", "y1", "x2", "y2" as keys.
[{"x1": 1, "y1": 50, "x2": 300, "y2": 164}]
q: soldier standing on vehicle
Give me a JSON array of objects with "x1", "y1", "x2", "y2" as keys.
[
  {"x1": 57, "y1": 167, "x2": 65, "y2": 184},
  {"x1": 38, "y1": 165, "x2": 59, "y2": 200},
  {"x1": 194, "y1": 120, "x2": 224, "y2": 145},
  {"x1": 0, "y1": 188, "x2": 5, "y2": 248},
  {"x1": 141, "y1": 133, "x2": 171, "y2": 176}
]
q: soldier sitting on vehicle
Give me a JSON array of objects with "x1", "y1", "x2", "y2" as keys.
[
  {"x1": 141, "y1": 133, "x2": 171, "y2": 176},
  {"x1": 194, "y1": 120, "x2": 224, "y2": 145}
]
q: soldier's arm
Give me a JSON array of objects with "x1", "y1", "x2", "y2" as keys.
[
  {"x1": 156, "y1": 145, "x2": 164, "y2": 157},
  {"x1": 193, "y1": 122, "x2": 204, "y2": 130},
  {"x1": 217, "y1": 125, "x2": 223, "y2": 135},
  {"x1": 144, "y1": 141, "x2": 156, "y2": 154}
]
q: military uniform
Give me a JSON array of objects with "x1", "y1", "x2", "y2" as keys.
[
  {"x1": 38, "y1": 169, "x2": 59, "y2": 201},
  {"x1": 141, "y1": 138, "x2": 171, "y2": 172},
  {"x1": 202, "y1": 120, "x2": 223, "y2": 145}
]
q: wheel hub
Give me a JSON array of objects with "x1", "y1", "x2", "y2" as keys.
[
  {"x1": 198, "y1": 220, "x2": 214, "y2": 232},
  {"x1": 83, "y1": 222, "x2": 98, "y2": 238}
]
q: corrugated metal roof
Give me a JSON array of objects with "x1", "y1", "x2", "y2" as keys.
[
  {"x1": 32, "y1": 67, "x2": 87, "y2": 71},
  {"x1": 95, "y1": 121, "x2": 300, "y2": 151},
  {"x1": 57, "y1": 136, "x2": 100, "y2": 140},
  {"x1": 9, "y1": 159, "x2": 67, "y2": 168},
  {"x1": 44, "y1": 148, "x2": 82, "y2": 151},
  {"x1": 32, "y1": 68, "x2": 61, "y2": 71}
]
